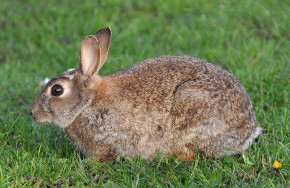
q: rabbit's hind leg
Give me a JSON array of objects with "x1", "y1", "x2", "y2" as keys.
[{"x1": 174, "y1": 143, "x2": 197, "y2": 160}]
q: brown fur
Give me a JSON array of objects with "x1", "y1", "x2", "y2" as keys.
[{"x1": 30, "y1": 27, "x2": 261, "y2": 161}]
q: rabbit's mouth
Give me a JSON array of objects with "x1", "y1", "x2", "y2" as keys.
[
  {"x1": 31, "y1": 115, "x2": 52, "y2": 125},
  {"x1": 30, "y1": 109, "x2": 53, "y2": 125}
]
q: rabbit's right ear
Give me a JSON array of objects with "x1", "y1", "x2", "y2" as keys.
[{"x1": 80, "y1": 27, "x2": 111, "y2": 80}]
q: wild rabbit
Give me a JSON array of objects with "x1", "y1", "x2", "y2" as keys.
[{"x1": 30, "y1": 27, "x2": 261, "y2": 161}]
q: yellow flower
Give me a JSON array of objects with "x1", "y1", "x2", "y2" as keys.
[{"x1": 272, "y1": 160, "x2": 282, "y2": 169}]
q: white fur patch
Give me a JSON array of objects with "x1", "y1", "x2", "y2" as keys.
[
  {"x1": 66, "y1": 68, "x2": 75, "y2": 72},
  {"x1": 40, "y1": 68, "x2": 75, "y2": 86},
  {"x1": 40, "y1": 77, "x2": 51, "y2": 86},
  {"x1": 242, "y1": 127, "x2": 262, "y2": 151}
]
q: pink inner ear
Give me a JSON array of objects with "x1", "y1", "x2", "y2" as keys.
[
  {"x1": 82, "y1": 45, "x2": 97, "y2": 75},
  {"x1": 81, "y1": 36, "x2": 100, "y2": 77}
]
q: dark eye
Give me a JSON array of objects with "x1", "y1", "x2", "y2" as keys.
[{"x1": 51, "y1": 84, "x2": 64, "y2": 96}]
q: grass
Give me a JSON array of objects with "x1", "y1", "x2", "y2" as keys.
[{"x1": 0, "y1": 0, "x2": 289, "y2": 187}]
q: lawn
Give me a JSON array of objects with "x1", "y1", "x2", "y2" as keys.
[{"x1": 0, "y1": 0, "x2": 289, "y2": 187}]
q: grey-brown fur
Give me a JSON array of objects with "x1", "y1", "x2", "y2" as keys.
[{"x1": 30, "y1": 27, "x2": 261, "y2": 161}]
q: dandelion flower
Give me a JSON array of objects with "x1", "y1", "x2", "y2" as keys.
[{"x1": 272, "y1": 160, "x2": 282, "y2": 169}]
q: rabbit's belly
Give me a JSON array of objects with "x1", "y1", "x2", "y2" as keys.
[{"x1": 91, "y1": 111, "x2": 175, "y2": 159}]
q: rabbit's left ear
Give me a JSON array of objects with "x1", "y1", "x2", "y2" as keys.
[
  {"x1": 80, "y1": 27, "x2": 112, "y2": 78},
  {"x1": 94, "y1": 27, "x2": 112, "y2": 70}
]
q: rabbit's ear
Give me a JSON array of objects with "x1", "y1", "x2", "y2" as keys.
[
  {"x1": 79, "y1": 27, "x2": 111, "y2": 78},
  {"x1": 80, "y1": 35, "x2": 101, "y2": 77},
  {"x1": 94, "y1": 27, "x2": 111, "y2": 68}
]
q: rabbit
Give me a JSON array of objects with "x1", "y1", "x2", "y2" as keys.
[{"x1": 30, "y1": 27, "x2": 261, "y2": 162}]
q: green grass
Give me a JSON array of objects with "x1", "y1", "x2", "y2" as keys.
[{"x1": 0, "y1": 0, "x2": 289, "y2": 187}]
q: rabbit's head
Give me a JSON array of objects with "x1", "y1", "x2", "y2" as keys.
[{"x1": 30, "y1": 27, "x2": 111, "y2": 128}]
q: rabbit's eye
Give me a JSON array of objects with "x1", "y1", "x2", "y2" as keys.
[{"x1": 51, "y1": 84, "x2": 64, "y2": 96}]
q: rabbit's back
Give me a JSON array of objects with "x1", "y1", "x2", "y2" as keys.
[{"x1": 106, "y1": 55, "x2": 255, "y2": 128}]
